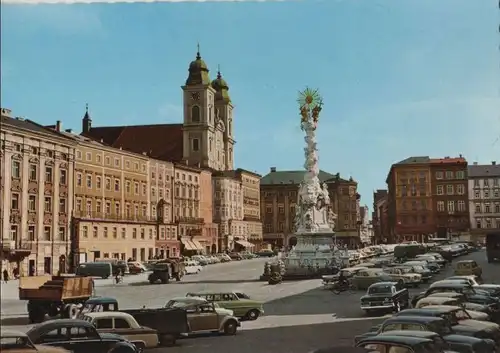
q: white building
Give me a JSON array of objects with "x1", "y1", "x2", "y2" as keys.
[{"x1": 468, "y1": 161, "x2": 500, "y2": 235}]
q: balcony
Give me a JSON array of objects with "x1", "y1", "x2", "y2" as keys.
[
  {"x1": 1, "y1": 240, "x2": 33, "y2": 254},
  {"x1": 175, "y1": 216, "x2": 204, "y2": 224},
  {"x1": 73, "y1": 211, "x2": 156, "y2": 222}
]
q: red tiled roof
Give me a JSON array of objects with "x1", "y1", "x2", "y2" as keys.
[{"x1": 85, "y1": 124, "x2": 184, "y2": 161}]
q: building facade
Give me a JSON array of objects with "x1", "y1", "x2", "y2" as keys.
[
  {"x1": 1, "y1": 109, "x2": 76, "y2": 276},
  {"x1": 260, "y1": 168, "x2": 360, "y2": 248},
  {"x1": 430, "y1": 157, "x2": 470, "y2": 238},
  {"x1": 386, "y1": 157, "x2": 434, "y2": 243},
  {"x1": 372, "y1": 189, "x2": 388, "y2": 243},
  {"x1": 468, "y1": 161, "x2": 500, "y2": 237},
  {"x1": 235, "y1": 169, "x2": 262, "y2": 247}
]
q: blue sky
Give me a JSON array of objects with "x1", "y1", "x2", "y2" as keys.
[{"x1": 1, "y1": 0, "x2": 499, "y2": 212}]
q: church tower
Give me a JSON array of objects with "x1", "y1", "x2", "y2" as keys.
[
  {"x1": 181, "y1": 47, "x2": 218, "y2": 169},
  {"x1": 211, "y1": 67, "x2": 235, "y2": 170}
]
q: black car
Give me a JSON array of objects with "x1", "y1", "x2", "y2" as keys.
[
  {"x1": 393, "y1": 307, "x2": 500, "y2": 342},
  {"x1": 26, "y1": 319, "x2": 138, "y2": 353},
  {"x1": 354, "y1": 316, "x2": 453, "y2": 343},
  {"x1": 360, "y1": 281, "x2": 409, "y2": 315},
  {"x1": 445, "y1": 334, "x2": 496, "y2": 353},
  {"x1": 356, "y1": 335, "x2": 442, "y2": 353},
  {"x1": 376, "y1": 330, "x2": 449, "y2": 351},
  {"x1": 476, "y1": 284, "x2": 500, "y2": 298},
  {"x1": 411, "y1": 281, "x2": 498, "y2": 307}
]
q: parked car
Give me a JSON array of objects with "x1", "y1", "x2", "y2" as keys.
[
  {"x1": 446, "y1": 276, "x2": 480, "y2": 286},
  {"x1": 25, "y1": 319, "x2": 138, "y2": 353},
  {"x1": 186, "y1": 291, "x2": 264, "y2": 320},
  {"x1": 165, "y1": 297, "x2": 239, "y2": 335},
  {"x1": 375, "y1": 331, "x2": 449, "y2": 351},
  {"x1": 351, "y1": 269, "x2": 398, "y2": 290},
  {"x1": 414, "y1": 297, "x2": 490, "y2": 322},
  {"x1": 411, "y1": 281, "x2": 497, "y2": 307},
  {"x1": 356, "y1": 335, "x2": 443, "y2": 353},
  {"x1": 399, "y1": 264, "x2": 432, "y2": 283},
  {"x1": 360, "y1": 281, "x2": 409, "y2": 315},
  {"x1": 82, "y1": 312, "x2": 159, "y2": 351},
  {"x1": 216, "y1": 254, "x2": 231, "y2": 262},
  {"x1": 255, "y1": 250, "x2": 275, "y2": 258},
  {"x1": 476, "y1": 284, "x2": 500, "y2": 298},
  {"x1": 1, "y1": 329, "x2": 71, "y2": 353},
  {"x1": 191, "y1": 255, "x2": 209, "y2": 266},
  {"x1": 183, "y1": 261, "x2": 202, "y2": 275},
  {"x1": 228, "y1": 252, "x2": 243, "y2": 261},
  {"x1": 383, "y1": 267, "x2": 421, "y2": 287},
  {"x1": 454, "y1": 260, "x2": 482, "y2": 278}
]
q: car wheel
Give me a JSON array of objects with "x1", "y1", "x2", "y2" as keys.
[
  {"x1": 223, "y1": 320, "x2": 238, "y2": 335},
  {"x1": 246, "y1": 309, "x2": 260, "y2": 321},
  {"x1": 133, "y1": 342, "x2": 145, "y2": 353},
  {"x1": 159, "y1": 334, "x2": 176, "y2": 347}
]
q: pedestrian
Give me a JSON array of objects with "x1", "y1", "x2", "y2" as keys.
[{"x1": 3, "y1": 269, "x2": 8, "y2": 283}]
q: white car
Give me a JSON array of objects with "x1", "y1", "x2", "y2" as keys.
[
  {"x1": 184, "y1": 261, "x2": 203, "y2": 274},
  {"x1": 446, "y1": 275, "x2": 479, "y2": 286}
]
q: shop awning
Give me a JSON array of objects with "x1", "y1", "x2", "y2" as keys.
[
  {"x1": 180, "y1": 239, "x2": 196, "y2": 251},
  {"x1": 191, "y1": 240, "x2": 204, "y2": 251},
  {"x1": 235, "y1": 240, "x2": 255, "y2": 248}
]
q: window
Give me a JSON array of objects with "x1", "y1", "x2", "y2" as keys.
[
  {"x1": 485, "y1": 203, "x2": 491, "y2": 213},
  {"x1": 475, "y1": 203, "x2": 481, "y2": 213},
  {"x1": 126, "y1": 181, "x2": 131, "y2": 193},
  {"x1": 95, "y1": 319, "x2": 113, "y2": 329},
  {"x1": 134, "y1": 182, "x2": 139, "y2": 194},
  {"x1": 105, "y1": 156, "x2": 110, "y2": 165},
  {"x1": 12, "y1": 160, "x2": 21, "y2": 178},
  {"x1": 9, "y1": 225, "x2": 18, "y2": 240},
  {"x1": 106, "y1": 202, "x2": 111, "y2": 214},
  {"x1": 191, "y1": 105, "x2": 200, "y2": 123},
  {"x1": 495, "y1": 204, "x2": 500, "y2": 213},
  {"x1": 28, "y1": 226, "x2": 35, "y2": 241},
  {"x1": 142, "y1": 205, "x2": 147, "y2": 217},
  {"x1": 29, "y1": 164, "x2": 37, "y2": 181},
  {"x1": 86, "y1": 175, "x2": 92, "y2": 188},
  {"x1": 484, "y1": 179, "x2": 490, "y2": 187},
  {"x1": 475, "y1": 191, "x2": 480, "y2": 198},
  {"x1": 105, "y1": 178, "x2": 111, "y2": 191},
  {"x1": 446, "y1": 185, "x2": 454, "y2": 195},
  {"x1": 44, "y1": 226, "x2": 51, "y2": 241},
  {"x1": 115, "y1": 203, "x2": 120, "y2": 215},
  {"x1": 494, "y1": 190, "x2": 500, "y2": 198},
  {"x1": 485, "y1": 190, "x2": 490, "y2": 198},
  {"x1": 152, "y1": 188, "x2": 156, "y2": 197},
  {"x1": 103, "y1": 227, "x2": 108, "y2": 238},
  {"x1": 437, "y1": 201, "x2": 445, "y2": 212},
  {"x1": 86, "y1": 200, "x2": 92, "y2": 214},
  {"x1": 45, "y1": 167, "x2": 53, "y2": 183},
  {"x1": 142, "y1": 184, "x2": 146, "y2": 196},
  {"x1": 96, "y1": 200, "x2": 102, "y2": 213},
  {"x1": 113, "y1": 227, "x2": 117, "y2": 238},
  {"x1": 456, "y1": 171, "x2": 465, "y2": 179},
  {"x1": 476, "y1": 219, "x2": 482, "y2": 229},
  {"x1": 60, "y1": 169, "x2": 67, "y2": 185},
  {"x1": 44, "y1": 197, "x2": 52, "y2": 212},
  {"x1": 487, "y1": 219, "x2": 492, "y2": 228},
  {"x1": 445, "y1": 171, "x2": 453, "y2": 179},
  {"x1": 76, "y1": 173, "x2": 82, "y2": 186},
  {"x1": 435, "y1": 171, "x2": 443, "y2": 179},
  {"x1": 447, "y1": 201, "x2": 455, "y2": 213},
  {"x1": 456, "y1": 184, "x2": 465, "y2": 195},
  {"x1": 114, "y1": 158, "x2": 120, "y2": 167},
  {"x1": 76, "y1": 199, "x2": 82, "y2": 212},
  {"x1": 28, "y1": 195, "x2": 36, "y2": 211},
  {"x1": 121, "y1": 228, "x2": 126, "y2": 238},
  {"x1": 266, "y1": 205, "x2": 272, "y2": 213},
  {"x1": 59, "y1": 227, "x2": 66, "y2": 241},
  {"x1": 93, "y1": 227, "x2": 98, "y2": 237},
  {"x1": 436, "y1": 185, "x2": 444, "y2": 195},
  {"x1": 59, "y1": 199, "x2": 66, "y2": 213},
  {"x1": 132, "y1": 228, "x2": 137, "y2": 239},
  {"x1": 192, "y1": 138, "x2": 199, "y2": 151},
  {"x1": 82, "y1": 226, "x2": 88, "y2": 238},
  {"x1": 114, "y1": 179, "x2": 120, "y2": 192},
  {"x1": 457, "y1": 200, "x2": 466, "y2": 212},
  {"x1": 76, "y1": 150, "x2": 82, "y2": 159},
  {"x1": 114, "y1": 319, "x2": 130, "y2": 329},
  {"x1": 11, "y1": 193, "x2": 19, "y2": 210},
  {"x1": 278, "y1": 205, "x2": 284, "y2": 214},
  {"x1": 96, "y1": 176, "x2": 102, "y2": 189},
  {"x1": 86, "y1": 152, "x2": 92, "y2": 161}
]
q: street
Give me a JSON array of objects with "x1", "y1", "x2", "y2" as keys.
[{"x1": 1, "y1": 250, "x2": 498, "y2": 353}]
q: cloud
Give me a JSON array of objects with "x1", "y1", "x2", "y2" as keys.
[{"x1": 3, "y1": 0, "x2": 292, "y2": 3}]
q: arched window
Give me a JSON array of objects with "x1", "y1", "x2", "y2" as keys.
[{"x1": 191, "y1": 106, "x2": 200, "y2": 123}]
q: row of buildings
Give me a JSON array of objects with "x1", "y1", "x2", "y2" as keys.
[
  {"x1": 373, "y1": 156, "x2": 500, "y2": 244},
  {"x1": 0, "y1": 50, "x2": 263, "y2": 276}
]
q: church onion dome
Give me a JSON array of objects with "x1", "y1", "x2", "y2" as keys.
[
  {"x1": 186, "y1": 49, "x2": 211, "y2": 86},
  {"x1": 211, "y1": 68, "x2": 231, "y2": 103}
]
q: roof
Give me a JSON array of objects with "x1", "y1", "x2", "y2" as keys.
[
  {"x1": 429, "y1": 157, "x2": 467, "y2": 164},
  {"x1": 468, "y1": 164, "x2": 500, "y2": 178},
  {"x1": 378, "y1": 330, "x2": 439, "y2": 338},
  {"x1": 395, "y1": 307, "x2": 457, "y2": 316},
  {"x1": 85, "y1": 297, "x2": 118, "y2": 304},
  {"x1": 369, "y1": 281, "x2": 398, "y2": 288},
  {"x1": 260, "y1": 170, "x2": 349, "y2": 186},
  {"x1": 84, "y1": 123, "x2": 184, "y2": 162},
  {"x1": 169, "y1": 296, "x2": 206, "y2": 303},
  {"x1": 394, "y1": 156, "x2": 430, "y2": 165},
  {"x1": 1, "y1": 329, "x2": 28, "y2": 338},
  {"x1": 1, "y1": 115, "x2": 76, "y2": 145},
  {"x1": 383, "y1": 315, "x2": 445, "y2": 324},
  {"x1": 358, "y1": 335, "x2": 432, "y2": 345},
  {"x1": 430, "y1": 280, "x2": 469, "y2": 288},
  {"x1": 27, "y1": 319, "x2": 93, "y2": 339},
  {"x1": 83, "y1": 312, "x2": 133, "y2": 319}
]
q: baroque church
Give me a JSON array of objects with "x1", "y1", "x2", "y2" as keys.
[{"x1": 82, "y1": 49, "x2": 235, "y2": 171}]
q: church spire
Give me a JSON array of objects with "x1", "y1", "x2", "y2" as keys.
[
  {"x1": 186, "y1": 44, "x2": 210, "y2": 86},
  {"x1": 82, "y1": 103, "x2": 92, "y2": 134}
]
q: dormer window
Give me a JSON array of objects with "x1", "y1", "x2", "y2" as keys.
[{"x1": 191, "y1": 106, "x2": 200, "y2": 123}]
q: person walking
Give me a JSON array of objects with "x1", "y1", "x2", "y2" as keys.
[{"x1": 3, "y1": 269, "x2": 9, "y2": 283}]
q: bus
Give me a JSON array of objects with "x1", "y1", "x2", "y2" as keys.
[{"x1": 486, "y1": 232, "x2": 500, "y2": 263}]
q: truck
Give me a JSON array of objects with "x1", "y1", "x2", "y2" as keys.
[
  {"x1": 78, "y1": 297, "x2": 189, "y2": 346},
  {"x1": 19, "y1": 275, "x2": 94, "y2": 324},
  {"x1": 148, "y1": 260, "x2": 184, "y2": 284},
  {"x1": 486, "y1": 232, "x2": 500, "y2": 263}
]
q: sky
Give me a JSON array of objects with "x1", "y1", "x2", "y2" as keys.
[{"x1": 1, "y1": 0, "x2": 499, "y2": 213}]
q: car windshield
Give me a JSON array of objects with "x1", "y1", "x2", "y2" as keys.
[
  {"x1": 235, "y1": 292, "x2": 250, "y2": 299},
  {"x1": 165, "y1": 300, "x2": 191, "y2": 308},
  {"x1": 398, "y1": 268, "x2": 411, "y2": 273},
  {"x1": 1, "y1": 337, "x2": 31, "y2": 348},
  {"x1": 368, "y1": 285, "x2": 392, "y2": 295}
]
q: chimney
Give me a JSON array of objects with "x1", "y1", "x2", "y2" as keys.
[
  {"x1": 270, "y1": 167, "x2": 276, "y2": 173},
  {"x1": 56, "y1": 120, "x2": 62, "y2": 132},
  {"x1": 473, "y1": 162, "x2": 478, "y2": 165},
  {"x1": 65, "y1": 128, "x2": 72, "y2": 133},
  {"x1": 1, "y1": 108, "x2": 12, "y2": 117},
  {"x1": 493, "y1": 161, "x2": 497, "y2": 165}
]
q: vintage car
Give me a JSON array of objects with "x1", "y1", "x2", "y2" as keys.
[
  {"x1": 360, "y1": 281, "x2": 409, "y2": 314},
  {"x1": 376, "y1": 331, "x2": 450, "y2": 351},
  {"x1": 165, "y1": 297, "x2": 239, "y2": 335},
  {"x1": 399, "y1": 264, "x2": 432, "y2": 283},
  {"x1": 82, "y1": 312, "x2": 159, "y2": 351},
  {"x1": 148, "y1": 260, "x2": 184, "y2": 284},
  {"x1": 351, "y1": 269, "x2": 397, "y2": 290},
  {"x1": 394, "y1": 307, "x2": 500, "y2": 341},
  {"x1": 356, "y1": 335, "x2": 442, "y2": 353},
  {"x1": 26, "y1": 319, "x2": 138, "y2": 353},
  {"x1": 183, "y1": 261, "x2": 202, "y2": 275},
  {"x1": 476, "y1": 284, "x2": 500, "y2": 298},
  {"x1": 446, "y1": 276, "x2": 480, "y2": 286},
  {"x1": 424, "y1": 293, "x2": 496, "y2": 317},
  {"x1": 404, "y1": 260, "x2": 440, "y2": 274},
  {"x1": 414, "y1": 297, "x2": 490, "y2": 321},
  {"x1": 383, "y1": 267, "x2": 421, "y2": 287},
  {"x1": 1, "y1": 329, "x2": 71, "y2": 353},
  {"x1": 410, "y1": 281, "x2": 497, "y2": 307},
  {"x1": 321, "y1": 267, "x2": 368, "y2": 289},
  {"x1": 186, "y1": 291, "x2": 264, "y2": 320},
  {"x1": 454, "y1": 260, "x2": 482, "y2": 278},
  {"x1": 415, "y1": 254, "x2": 445, "y2": 267}
]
